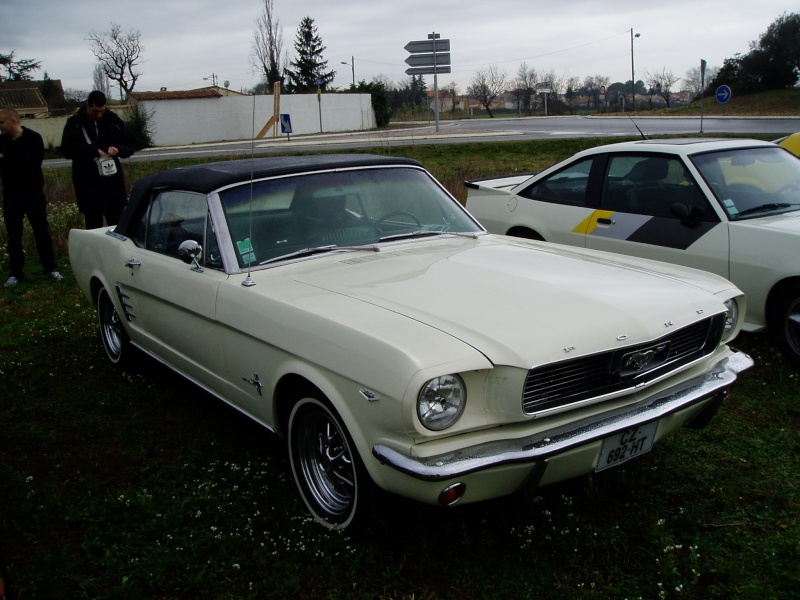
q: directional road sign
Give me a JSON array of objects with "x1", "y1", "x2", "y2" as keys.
[
  {"x1": 405, "y1": 33, "x2": 451, "y2": 130},
  {"x1": 715, "y1": 84, "x2": 732, "y2": 104},
  {"x1": 280, "y1": 114, "x2": 292, "y2": 134},
  {"x1": 405, "y1": 37, "x2": 451, "y2": 76},
  {"x1": 404, "y1": 66, "x2": 452, "y2": 75},
  {"x1": 404, "y1": 39, "x2": 450, "y2": 54},
  {"x1": 405, "y1": 53, "x2": 451, "y2": 67}
]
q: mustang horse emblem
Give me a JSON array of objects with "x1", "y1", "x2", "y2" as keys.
[{"x1": 621, "y1": 343, "x2": 670, "y2": 376}]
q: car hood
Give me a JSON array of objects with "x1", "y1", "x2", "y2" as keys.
[
  {"x1": 733, "y1": 209, "x2": 800, "y2": 233},
  {"x1": 284, "y1": 236, "x2": 735, "y2": 368}
]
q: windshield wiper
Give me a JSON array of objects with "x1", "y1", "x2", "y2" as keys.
[
  {"x1": 259, "y1": 245, "x2": 337, "y2": 265},
  {"x1": 379, "y1": 230, "x2": 482, "y2": 242},
  {"x1": 258, "y1": 244, "x2": 380, "y2": 265},
  {"x1": 735, "y1": 202, "x2": 800, "y2": 217}
]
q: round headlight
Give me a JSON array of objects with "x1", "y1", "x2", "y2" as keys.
[
  {"x1": 417, "y1": 374, "x2": 466, "y2": 431},
  {"x1": 722, "y1": 298, "x2": 739, "y2": 341}
]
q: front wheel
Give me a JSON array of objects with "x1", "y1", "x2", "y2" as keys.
[
  {"x1": 769, "y1": 284, "x2": 800, "y2": 365},
  {"x1": 288, "y1": 395, "x2": 371, "y2": 530},
  {"x1": 96, "y1": 285, "x2": 132, "y2": 366}
]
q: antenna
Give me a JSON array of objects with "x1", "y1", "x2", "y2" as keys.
[
  {"x1": 242, "y1": 93, "x2": 258, "y2": 287},
  {"x1": 628, "y1": 114, "x2": 649, "y2": 140}
]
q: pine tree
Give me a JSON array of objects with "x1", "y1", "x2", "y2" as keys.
[{"x1": 284, "y1": 16, "x2": 335, "y2": 93}]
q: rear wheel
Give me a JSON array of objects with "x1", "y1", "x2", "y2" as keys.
[
  {"x1": 769, "y1": 284, "x2": 800, "y2": 365},
  {"x1": 288, "y1": 394, "x2": 371, "y2": 530},
  {"x1": 97, "y1": 285, "x2": 132, "y2": 366},
  {"x1": 507, "y1": 226, "x2": 544, "y2": 241}
]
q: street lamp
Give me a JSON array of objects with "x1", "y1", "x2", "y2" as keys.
[
  {"x1": 341, "y1": 56, "x2": 355, "y2": 87},
  {"x1": 630, "y1": 29, "x2": 640, "y2": 111}
]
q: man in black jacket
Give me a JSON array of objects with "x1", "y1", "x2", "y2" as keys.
[
  {"x1": 0, "y1": 108, "x2": 61, "y2": 287},
  {"x1": 61, "y1": 91, "x2": 137, "y2": 229}
]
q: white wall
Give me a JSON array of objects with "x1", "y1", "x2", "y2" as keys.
[
  {"x1": 22, "y1": 116, "x2": 69, "y2": 149},
  {"x1": 137, "y1": 93, "x2": 375, "y2": 146},
  {"x1": 22, "y1": 94, "x2": 375, "y2": 149}
]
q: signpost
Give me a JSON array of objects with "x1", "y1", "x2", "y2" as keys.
[
  {"x1": 536, "y1": 82, "x2": 552, "y2": 116},
  {"x1": 315, "y1": 78, "x2": 323, "y2": 132},
  {"x1": 700, "y1": 59, "x2": 707, "y2": 132},
  {"x1": 405, "y1": 33, "x2": 451, "y2": 131}
]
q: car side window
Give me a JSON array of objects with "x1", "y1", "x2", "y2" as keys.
[
  {"x1": 144, "y1": 191, "x2": 213, "y2": 261},
  {"x1": 517, "y1": 157, "x2": 594, "y2": 207},
  {"x1": 601, "y1": 155, "x2": 716, "y2": 221}
]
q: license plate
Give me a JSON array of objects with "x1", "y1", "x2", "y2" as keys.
[{"x1": 596, "y1": 421, "x2": 658, "y2": 472}]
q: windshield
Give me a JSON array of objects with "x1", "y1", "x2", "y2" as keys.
[
  {"x1": 691, "y1": 147, "x2": 800, "y2": 220},
  {"x1": 219, "y1": 166, "x2": 483, "y2": 267}
]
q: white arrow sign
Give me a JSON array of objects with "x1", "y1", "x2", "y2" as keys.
[
  {"x1": 405, "y1": 53, "x2": 451, "y2": 67},
  {"x1": 404, "y1": 39, "x2": 450, "y2": 54}
]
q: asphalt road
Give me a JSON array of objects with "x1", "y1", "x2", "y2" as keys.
[{"x1": 44, "y1": 115, "x2": 800, "y2": 167}]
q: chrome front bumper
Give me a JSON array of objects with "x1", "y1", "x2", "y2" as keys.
[{"x1": 373, "y1": 351, "x2": 753, "y2": 482}]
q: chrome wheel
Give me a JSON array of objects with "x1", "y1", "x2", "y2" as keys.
[
  {"x1": 289, "y1": 396, "x2": 364, "y2": 529},
  {"x1": 97, "y1": 286, "x2": 130, "y2": 365}
]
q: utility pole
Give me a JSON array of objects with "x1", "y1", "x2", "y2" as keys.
[{"x1": 630, "y1": 29, "x2": 640, "y2": 111}]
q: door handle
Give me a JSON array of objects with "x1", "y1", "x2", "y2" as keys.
[
  {"x1": 125, "y1": 259, "x2": 142, "y2": 269},
  {"x1": 596, "y1": 217, "x2": 615, "y2": 226}
]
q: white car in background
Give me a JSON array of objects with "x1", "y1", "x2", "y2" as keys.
[{"x1": 466, "y1": 138, "x2": 800, "y2": 364}]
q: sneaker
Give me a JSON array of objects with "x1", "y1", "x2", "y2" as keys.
[
  {"x1": 50, "y1": 271, "x2": 64, "y2": 282},
  {"x1": 4, "y1": 276, "x2": 19, "y2": 287}
]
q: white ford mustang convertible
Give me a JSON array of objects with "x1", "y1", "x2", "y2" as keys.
[{"x1": 70, "y1": 154, "x2": 752, "y2": 529}]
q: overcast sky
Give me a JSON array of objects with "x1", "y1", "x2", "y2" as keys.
[{"x1": 1, "y1": 0, "x2": 795, "y2": 98}]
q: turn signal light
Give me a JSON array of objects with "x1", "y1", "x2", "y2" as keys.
[{"x1": 438, "y1": 482, "x2": 466, "y2": 506}]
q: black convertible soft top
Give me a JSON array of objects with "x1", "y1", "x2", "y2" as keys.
[{"x1": 116, "y1": 153, "x2": 423, "y2": 236}]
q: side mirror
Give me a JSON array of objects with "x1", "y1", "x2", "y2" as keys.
[
  {"x1": 669, "y1": 202, "x2": 703, "y2": 229},
  {"x1": 178, "y1": 239, "x2": 204, "y2": 272},
  {"x1": 670, "y1": 203, "x2": 691, "y2": 219}
]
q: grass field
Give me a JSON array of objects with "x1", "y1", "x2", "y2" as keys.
[{"x1": 1, "y1": 135, "x2": 799, "y2": 599}]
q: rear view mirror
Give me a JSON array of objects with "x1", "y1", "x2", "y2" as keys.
[{"x1": 178, "y1": 240, "x2": 204, "y2": 272}]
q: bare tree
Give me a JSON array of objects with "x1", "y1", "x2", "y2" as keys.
[
  {"x1": 467, "y1": 65, "x2": 507, "y2": 117},
  {"x1": 87, "y1": 23, "x2": 143, "y2": 100},
  {"x1": 683, "y1": 64, "x2": 719, "y2": 99},
  {"x1": 646, "y1": 68, "x2": 680, "y2": 108},
  {"x1": 251, "y1": 0, "x2": 284, "y2": 90},
  {"x1": 92, "y1": 63, "x2": 112, "y2": 97},
  {"x1": 540, "y1": 68, "x2": 566, "y2": 114},
  {"x1": 64, "y1": 88, "x2": 89, "y2": 104},
  {"x1": 564, "y1": 76, "x2": 580, "y2": 114},
  {"x1": 511, "y1": 62, "x2": 538, "y2": 115}
]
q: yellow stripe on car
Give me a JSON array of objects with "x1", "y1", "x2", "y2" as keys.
[{"x1": 573, "y1": 210, "x2": 615, "y2": 234}]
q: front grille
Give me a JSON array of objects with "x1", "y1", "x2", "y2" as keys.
[{"x1": 522, "y1": 315, "x2": 724, "y2": 415}]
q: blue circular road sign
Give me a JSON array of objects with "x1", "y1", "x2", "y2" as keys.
[{"x1": 715, "y1": 85, "x2": 732, "y2": 104}]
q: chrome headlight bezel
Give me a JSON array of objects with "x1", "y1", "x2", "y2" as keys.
[
  {"x1": 417, "y1": 374, "x2": 466, "y2": 431},
  {"x1": 722, "y1": 297, "x2": 739, "y2": 341}
]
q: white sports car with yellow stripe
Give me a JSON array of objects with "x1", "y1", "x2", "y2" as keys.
[{"x1": 466, "y1": 138, "x2": 800, "y2": 365}]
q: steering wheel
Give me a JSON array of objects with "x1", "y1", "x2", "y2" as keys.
[{"x1": 375, "y1": 211, "x2": 422, "y2": 229}]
